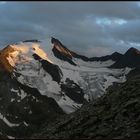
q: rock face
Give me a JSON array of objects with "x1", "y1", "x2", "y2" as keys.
[
  {"x1": 60, "y1": 78, "x2": 86, "y2": 104},
  {"x1": 110, "y1": 47, "x2": 140, "y2": 68},
  {"x1": 32, "y1": 68, "x2": 140, "y2": 139},
  {"x1": 32, "y1": 53, "x2": 63, "y2": 83}
]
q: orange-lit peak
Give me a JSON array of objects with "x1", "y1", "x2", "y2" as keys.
[
  {"x1": 51, "y1": 37, "x2": 77, "y2": 59},
  {"x1": 54, "y1": 45, "x2": 73, "y2": 59},
  {"x1": 0, "y1": 42, "x2": 53, "y2": 72},
  {"x1": 32, "y1": 44, "x2": 53, "y2": 63}
]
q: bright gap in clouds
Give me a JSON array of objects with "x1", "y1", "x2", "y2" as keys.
[
  {"x1": 0, "y1": 1, "x2": 6, "y2": 5},
  {"x1": 96, "y1": 17, "x2": 127, "y2": 26}
]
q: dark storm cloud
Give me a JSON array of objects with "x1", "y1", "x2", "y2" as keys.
[{"x1": 0, "y1": 2, "x2": 140, "y2": 56}]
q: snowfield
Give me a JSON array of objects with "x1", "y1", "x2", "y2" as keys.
[{"x1": 58, "y1": 58, "x2": 131, "y2": 101}]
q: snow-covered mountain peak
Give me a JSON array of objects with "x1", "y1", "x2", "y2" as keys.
[{"x1": 0, "y1": 41, "x2": 53, "y2": 72}]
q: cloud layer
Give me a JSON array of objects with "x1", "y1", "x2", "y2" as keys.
[{"x1": 0, "y1": 2, "x2": 140, "y2": 56}]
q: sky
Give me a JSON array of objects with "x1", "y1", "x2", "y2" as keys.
[{"x1": 0, "y1": 1, "x2": 140, "y2": 57}]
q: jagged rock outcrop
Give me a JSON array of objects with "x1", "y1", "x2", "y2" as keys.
[{"x1": 32, "y1": 53, "x2": 63, "y2": 83}]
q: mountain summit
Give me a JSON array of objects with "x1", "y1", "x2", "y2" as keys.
[
  {"x1": 0, "y1": 43, "x2": 53, "y2": 72},
  {"x1": 125, "y1": 47, "x2": 140, "y2": 56},
  {"x1": 51, "y1": 37, "x2": 89, "y2": 65},
  {"x1": 90, "y1": 52, "x2": 123, "y2": 62},
  {"x1": 110, "y1": 47, "x2": 140, "y2": 68}
]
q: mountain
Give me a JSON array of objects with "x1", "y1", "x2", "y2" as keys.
[
  {"x1": 0, "y1": 37, "x2": 139, "y2": 138},
  {"x1": 0, "y1": 40, "x2": 87, "y2": 138},
  {"x1": 0, "y1": 43, "x2": 65, "y2": 138},
  {"x1": 32, "y1": 67, "x2": 140, "y2": 139},
  {"x1": 51, "y1": 37, "x2": 123, "y2": 63},
  {"x1": 110, "y1": 47, "x2": 140, "y2": 68},
  {"x1": 89, "y1": 52, "x2": 123, "y2": 62},
  {"x1": 51, "y1": 37, "x2": 89, "y2": 66}
]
